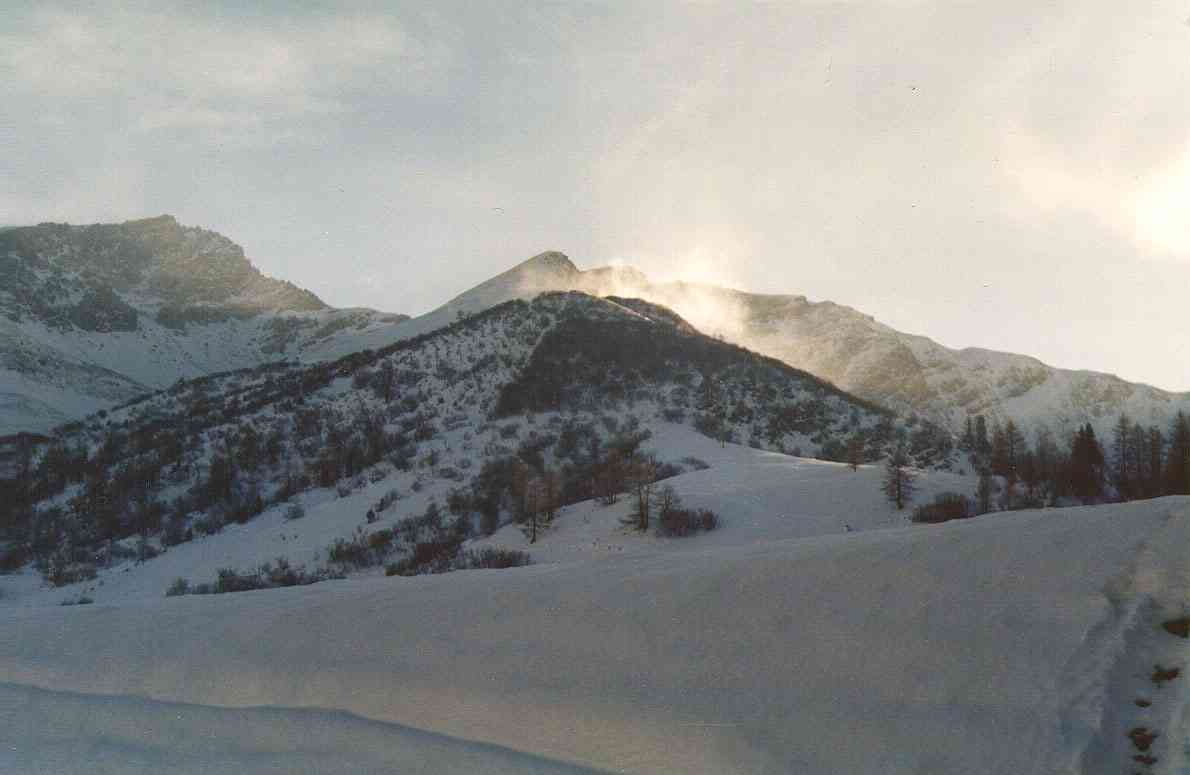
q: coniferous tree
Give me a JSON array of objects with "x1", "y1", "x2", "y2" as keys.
[
  {"x1": 1148, "y1": 426, "x2": 1165, "y2": 497},
  {"x1": 1111, "y1": 413, "x2": 1133, "y2": 499},
  {"x1": 961, "y1": 417, "x2": 975, "y2": 453},
  {"x1": 1004, "y1": 420, "x2": 1026, "y2": 478},
  {"x1": 976, "y1": 468, "x2": 995, "y2": 514},
  {"x1": 1164, "y1": 411, "x2": 1190, "y2": 495},
  {"x1": 375, "y1": 361, "x2": 397, "y2": 403},
  {"x1": 1034, "y1": 428, "x2": 1060, "y2": 502},
  {"x1": 1128, "y1": 421, "x2": 1148, "y2": 498},
  {"x1": 975, "y1": 415, "x2": 990, "y2": 455},
  {"x1": 990, "y1": 420, "x2": 1009, "y2": 476},
  {"x1": 1019, "y1": 447, "x2": 1040, "y2": 501},
  {"x1": 882, "y1": 442, "x2": 916, "y2": 510},
  {"x1": 1068, "y1": 424, "x2": 1104, "y2": 498}
]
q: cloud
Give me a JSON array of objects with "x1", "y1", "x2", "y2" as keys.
[{"x1": 1, "y1": 4, "x2": 456, "y2": 138}]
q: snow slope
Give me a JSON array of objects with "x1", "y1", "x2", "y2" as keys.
[
  {"x1": 2, "y1": 430, "x2": 1188, "y2": 773},
  {"x1": 0, "y1": 423, "x2": 964, "y2": 608}
]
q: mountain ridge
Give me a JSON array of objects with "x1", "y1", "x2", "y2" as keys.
[
  {"x1": 2, "y1": 215, "x2": 1185, "y2": 442},
  {"x1": 426, "y1": 257, "x2": 1190, "y2": 439},
  {"x1": 0, "y1": 216, "x2": 411, "y2": 434}
]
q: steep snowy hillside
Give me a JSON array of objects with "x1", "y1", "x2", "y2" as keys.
[
  {"x1": 423, "y1": 253, "x2": 1190, "y2": 439},
  {"x1": 0, "y1": 291, "x2": 954, "y2": 601},
  {"x1": 0, "y1": 216, "x2": 409, "y2": 434},
  {"x1": 0, "y1": 423, "x2": 967, "y2": 608}
]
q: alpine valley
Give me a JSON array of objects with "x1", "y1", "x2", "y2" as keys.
[{"x1": 3, "y1": 217, "x2": 1190, "y2": 775}]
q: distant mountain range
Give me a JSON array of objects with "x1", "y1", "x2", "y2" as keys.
[{"x1": 1, "y1": 215, "x2": 1185, "y2": 438}]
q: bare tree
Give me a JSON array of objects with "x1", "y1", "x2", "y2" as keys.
[
  {"x1": 847, "y1": 435, "x2": 863, "y2": 472},
  {"x1": 595, "y1": 448, "x2": 627, "y2": 505},
  {"x1": 522, "y1": 475, "x2": 544, "y2": 544},
  {"x1": 542, "y1": 468, "x2": 561, "y2": 524},
  {"x1": 626, "y1": 455, "x2": 660, "y2": 531},
  {"x1": 656, "y1": 484, "x2": 680, "y2": 520}
]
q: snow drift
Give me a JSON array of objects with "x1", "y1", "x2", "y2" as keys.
[{"x1": 3, "y1": 495, "x2": 1188, "y2": 774}]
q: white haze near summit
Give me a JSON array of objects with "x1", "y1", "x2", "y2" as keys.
[{"x1": 2, "y1": 1, "x2": 1189, "y2": 391}]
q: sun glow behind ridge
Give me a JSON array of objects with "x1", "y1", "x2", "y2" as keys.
[{"x1": 1134, "y1": 146, "x2": 1190, "y2": 260}]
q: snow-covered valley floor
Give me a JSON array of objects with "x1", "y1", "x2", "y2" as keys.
[{"x1": 2, "y1": 428, "x2": 1189, "y2": 773}]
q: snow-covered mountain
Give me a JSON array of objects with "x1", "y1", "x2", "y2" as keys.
[
  {"x1": 432, "y1": 252, "x2": 1190, "y2": 439},
  {"x1": 5, "y1": 216, "x2": 1184, "y2": 443},
  {"x1": 0, "y1": 216, "x2": 409, "y2": 435},
  {"x1": 0, "y1": 289, "x2": 954, "y2": 597}
]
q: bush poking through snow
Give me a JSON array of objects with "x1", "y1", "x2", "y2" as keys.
[
  {"x1": 385, "y1": 545, "x2": 530, "y2": 576},
  {"x1": 461, "y1": 547, "x2": 532, "y2": 570},
  {"x1": 1161, "y1": 617, "x2": 1189, "y2": 638},
  {"x1": 911, "y1": 493, "x2": 974, "y2": 524},
  {"x1": 164, "y1": 558, "x2": 343, "y2": 597},
  {"x1": 0, "y1": 544, "x2": 31, "y2": 573},
  {"x1": 1152, "y1": 665, "x2": 1180, "y2": 685},
  {"x1": 369, "y1": 488, "x2": 401, "y2": 517},
  {"x1": 284, "y1": 503, "x2": 305, "y2": 521},
  {"x1": 1127, "y1": 727, "x2": 1158, "y2": 752},
  {"x1": 657, "y1": 508, "x2": 719, "y2": 537},
  {"x1": 46, "y1": 560, "x2": 97, "y2": 588},
  {"x1": 327, "y1": 529, "x2": 375, "y2": 569},
  {"x1": 654, "y1": 485, "x2": 719, "y2": 537}
]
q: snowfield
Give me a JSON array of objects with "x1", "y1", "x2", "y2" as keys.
[{"x1": 2, "y1": 433, "x2": 1189, "y2": 773}]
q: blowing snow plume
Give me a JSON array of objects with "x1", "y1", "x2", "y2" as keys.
[{"x1": 485, "y1": 251, "x2": 1190, "y2": 439}]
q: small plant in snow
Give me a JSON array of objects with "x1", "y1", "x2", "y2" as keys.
[{"x1": 166, "y1": 577, "x2": 191, "y2": 596}]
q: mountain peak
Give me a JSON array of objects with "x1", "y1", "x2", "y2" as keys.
[
  {"x1": 517, "y1": 250, "x2": 578, "y2": 275},
  {"x1": 124, "y1": 214, "x2": 179, "y2": 228}
]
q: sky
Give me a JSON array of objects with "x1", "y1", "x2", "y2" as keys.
[{"x1": 2, "y1": 1, "x2": 1189, "y2": 392}]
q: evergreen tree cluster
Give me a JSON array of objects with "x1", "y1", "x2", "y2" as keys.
[{"x1": 957, "y1": 409, "x2": 1190, "y2": 509}]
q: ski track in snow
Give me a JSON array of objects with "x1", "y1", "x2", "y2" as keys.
[{"x1": 1057, "y1": 505, "x2": 1190, "y2": 775}]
